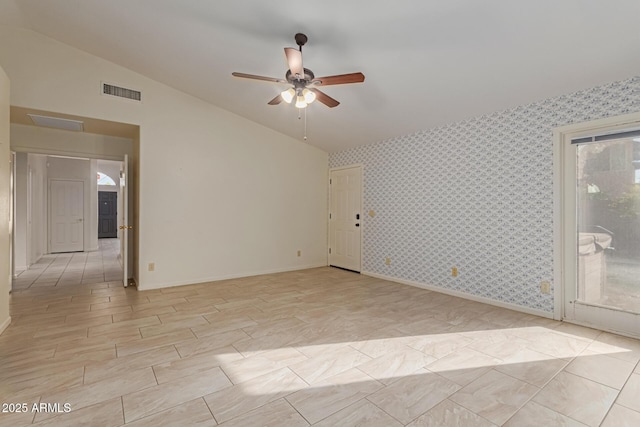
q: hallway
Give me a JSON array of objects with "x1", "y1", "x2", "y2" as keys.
[{"x1": 12, "y1": 239, "x2": 123, "y2": 291}]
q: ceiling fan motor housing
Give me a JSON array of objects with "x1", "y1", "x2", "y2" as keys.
[{"x1": 286, "y1": 68, "x2": 315, "y2": 86}]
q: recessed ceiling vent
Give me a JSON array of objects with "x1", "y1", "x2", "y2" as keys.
[
  {"x1": 27, "y1": 114, "x2": 84, "y2": 132},
  {"x1": 102, "y1": 82, "x2": 142, "y2": 101}
]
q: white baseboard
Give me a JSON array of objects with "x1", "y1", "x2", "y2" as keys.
[
  {"x1": 362, "y1": 271, "x2": 554, "y2": 319},
  {"x1": 0, "y1": 316, "x2": 12, "y2": 336},
  {"x1": 137, "y1": 263, "x2": 328, "y2": 291},
  {"x1": 15, "y1": 264, "x2": 28, "y2": 272}
]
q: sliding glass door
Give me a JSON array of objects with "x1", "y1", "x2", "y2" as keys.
[{"x1": 563, "y1": 125, "x2": 640, "y2": 337}]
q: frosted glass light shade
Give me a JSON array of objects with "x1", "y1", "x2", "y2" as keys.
[
  {"x1": 295, "y1": 96, "x2": 307, "y2": 108},
  {"x1": 302, "y1": 89, "x2": 316, "y2": 103},
  {"x1": 281, "y1": 88, "x2": 295, "y2": 103}
]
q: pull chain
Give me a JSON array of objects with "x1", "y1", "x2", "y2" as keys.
[{"x1": 297, "y1": 107, "x2": 307, "y2": 141}]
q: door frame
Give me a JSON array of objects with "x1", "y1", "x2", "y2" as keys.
[
  {"x1": 553, "y1": 111, "x2": 640, "y2": 332},
  {"x1": 121, "y1": 154, "x2": 130, "y2": 287},
  {"x1": 328, "y1": 164, "x2": 364, "y2": 273},
  {"x1": 9, "y1": 152, "x2": 15, "y2": 283}
]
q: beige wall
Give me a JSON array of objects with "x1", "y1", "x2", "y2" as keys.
[
  {"x1": 0, "y1": 25, "x2": 328, "y2": 290},
  {"x1": 0, "y1": 64, "x2": 10, "y2": 333}
]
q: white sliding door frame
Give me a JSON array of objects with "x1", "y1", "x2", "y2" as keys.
[{"x1": 553, "y1": 111, "x2": 640, "y2": 336}]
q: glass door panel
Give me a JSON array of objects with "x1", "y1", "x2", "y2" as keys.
[{"x1": 576, "y1": 137, "x2": 640, "y2": 313}]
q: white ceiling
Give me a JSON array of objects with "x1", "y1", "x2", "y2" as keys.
[{"x1": 2, "y1": 0, "x2": 640, "y2": 152}]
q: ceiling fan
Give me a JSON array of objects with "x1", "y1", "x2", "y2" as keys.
[{"x1": 232, "y1": 33, "x2": 365, "y2": 109}]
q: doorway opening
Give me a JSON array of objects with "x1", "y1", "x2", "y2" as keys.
[
  {"x1": 98, "y1": 163, "x2": 121, "y2": 239},
  {"x1": 98, "y1": 191, "x2": 118, "y2": 238},
  {"x1": 12, "y1": 154, "x2": 130, "y2": 288},
  {"x1": 9, "y1": 107, "x2": 139, "y2": 289}
]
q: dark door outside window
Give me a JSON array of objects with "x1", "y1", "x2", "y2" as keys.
[{"x1": 98, "y1": 191, "x2": 118, "y2": 238}]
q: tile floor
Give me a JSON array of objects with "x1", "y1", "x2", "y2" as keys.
[
  {"x1": 1, "y1": 243, "x2": 640, "y2": 426},
  {"x1": 11, "y1": 238, "x2": 123, "y2": 291}
]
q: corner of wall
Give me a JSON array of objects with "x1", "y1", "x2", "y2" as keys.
[
  {"x1": 0, "y1": 64, "x2": 11, "y2": 333},
  {"x1": 0, "y1": 316, "x2": 11, "y2": 336}
]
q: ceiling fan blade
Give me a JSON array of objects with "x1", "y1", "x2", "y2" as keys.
[
  {"x1": 284, "y1": 48, "x2": 303, "y2": 78},
  {"x1": 312, "y1": 72, "x2": 365, "y2": 86},
  {"x1": 232, "y1": 72, "x2": 286, "y2": 84},
  {"x1": 308, "y1": 88, "x2": 340, "y2": 108},
  {"x1": 267, "y1": 94, "x2": 283, "y2": 105}
]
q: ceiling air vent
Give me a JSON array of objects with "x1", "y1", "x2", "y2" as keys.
[
  {"x1": 102, "y1": 82, "x2": 142, "y2": 101},
  {"x1": 27, "y1": 114, "x2": 84, "y2": 131}
]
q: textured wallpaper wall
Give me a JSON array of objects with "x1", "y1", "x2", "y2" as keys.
[{"x1": 329, "y1": 76, "x2": 640, "y2": 313}]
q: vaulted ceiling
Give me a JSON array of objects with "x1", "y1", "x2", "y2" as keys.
[{"x1": 1, "y1": 0, "x2": 639, "y2": 152}]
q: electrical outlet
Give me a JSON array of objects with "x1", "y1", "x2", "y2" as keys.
[
  {"x1": 385, "y1": 257, "x2": 391, "y2": 265},
  {"x1": 451, "y1": 267, "x2": 458, "y2": 277},
  {"x1": 148, "y1": 262, "x2": 155, "y2": 272},
  {"x1": 297, "y1": 250, "x2": 301, "y2": 257},
  {"x1": 540, "y1": 281, "x2": 551, "y2": 294}
]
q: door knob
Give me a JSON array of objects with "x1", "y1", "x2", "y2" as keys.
[{"x1": 355, "y1": 223, "x2": 360, "y2": 227}]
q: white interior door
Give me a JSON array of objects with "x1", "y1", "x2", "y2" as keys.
[
  {"x1": 120, "y1": 154, "x2": 129, "y2": 287},
  {"x1": 329, "y1": 166, "x2": 362, "y2": 272},
  {"x1": 561, "y1": 120, "x2": 640, "y2": 338},
  {"x1": 50, "y1": 179, "x2": 84, "y2": 253}
]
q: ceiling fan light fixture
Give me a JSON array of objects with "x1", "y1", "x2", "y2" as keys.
[
  {"x1": 302, "y1": 88, "x2": 316, "y2": 104},
  {"x1": 295, "y1": 95, "x2": 308, "y2": 109},
  {"x1": 232, "y1": 33, "x2": 364, "y2": 110},
  {"x1": 281, "y1": 88, "x2": 295, "y2": 103}
]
